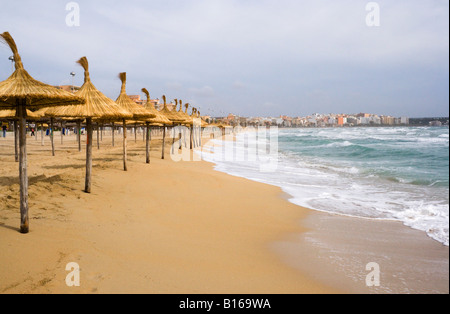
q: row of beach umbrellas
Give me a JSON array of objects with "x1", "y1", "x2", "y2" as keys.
[{"x1": 0, "y1": 31, "x2": 219, "y2": 234}]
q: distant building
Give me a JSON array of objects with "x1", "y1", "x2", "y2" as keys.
[
  {"x1": 381, "y1": 115, "x2": 395, "y2": 125},
  {"x1": 55, "y1": 85, "x2": 81, "y2": 93},
  {"x1": 128, "y1": 95, "x2": 145, "y2": 106},
  {"x1": 429, "y1": 120, "x2": 442, "y2": 126},
  {"x1": 359, "y1": 117, "x2": 370, "y2": 125},
  {"x1": 346, "y1": 117, "x2": 357, "y2": 125}
]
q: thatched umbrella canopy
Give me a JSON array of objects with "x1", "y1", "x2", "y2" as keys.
[
  {"x1": 44, "y1": 57, "x2": 132, "y2": 192},
  {"x1": 172, "y1": 100, "x2": 194, "y2": 149},
  {"x1": 32, "y1": 107, "x2": 59, "y2": 151},
  {"x1": 141, "y1": 88, "x2": 171, "y2": 125},
  {"x1": 115, "y1": 72, "x2": 155, "y2": 171},
  {"x1": 0, "y1": 31, "x2": 85, "y2": 233},
  {"x1": 159, "y1": 96, "x2": 188, "y2": 158},
  {"x1": 196, "y1": 110, "x2": 209, "y2": 127},
  {"x1": 190, "y1": 107, "x2": 200, "y2": 148},
  {"x1": 141, "y1": 88, "x2": 171, "y2": 164},
  {"x1": 0, "y1": 108, "x2": 44, "y2": 162},
  {"x1": 175, "y1": 100, "x2": 192, "y2": 149},
  {"x1": 0, "y1": 108, "x2": 42, "y2": 120},
  {"x1": 189, "y1": 107, "x2": 208, "y2": 147},
  {"x1": 159, "y1": 95, "x2": 186, "y2": 124},
  {"x1": 156, "y1": 95, "x2": 180, "y2": 159},
  {"x1": 196, "y1": 110, "x2": 209, "y2": 147},
  {"x1": 176, "y1": 100, "x2": 194, "y2": 126}
]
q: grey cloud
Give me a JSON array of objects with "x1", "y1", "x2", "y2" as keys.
[{"x1": 0, "y1": 0, "x2": 448, "y2": 117}]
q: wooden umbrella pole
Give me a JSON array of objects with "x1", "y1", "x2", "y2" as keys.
[
  {"x1": 85, "y1": 118, "x2": 93, "y2": 193},
  {"x1": 50, "y1": 117, "x2": 55, "y2": 156},
  {"x1": 123, "y1": 119, "x2": 127, "y2": 171},
  {"x1": 97, "y1": 122, "x2": 100, "y2": 150},
  {"x1": 17, "y1": 100, "x2": 29, "y2": 233},
  {"x1": 134, "y1": 123, "x2": 137, "y2": 143},
  {"x1": 190, "y1": 125, "x2": 193, "y2": 150},
  {"x1": 196, "y1": 127, "x2": 199, "y2": 148},
  {"x1": 60, "y1": 120, "x2": 64, "y2": 145},
  {"x1": 193, "y1": 125, "x2": 197, "y2": 148},
  {"x1": 171, "y1": 126, "x2": 176, "y2": 155},
  {"x1": 196, "y1": 126, "x2": 200, "y2": 148},
  {"x1": 194, "y1": 125, "x2": 198, "y2": 148},
  {"x1": 161, "y1": 125, "x2": 166, "y2": 159},
  {"x1": 77, "y1": 120, "x2": 81, "y2": 152},
  {"x1": 40, "y1": 122, "x2": 44, "y2": 146},
  {"x1": 112, "y1": 121, "x2": 115, "y2": 147},
  {"x1": 145, "y1": 122, "x2": 150, "y2": 164},
  {"x1": 149, "y1": 125, "x2": 152, "y2": 157},
  {"x1": 14, "y1": 120, "x2": 19, "y2": 162},
  {"x1": 101, "y1": 123, "x2": 103, "y2": 142}
]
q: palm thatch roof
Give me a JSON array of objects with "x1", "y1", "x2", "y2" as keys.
[
  {"x1": 115, "y1": 72, "x2": 155, "y2": 120},
  {"x1": 189, "y1": 107, "x2": 208, "y2": 127},
  {"x1": 0, "y1": 108, "x2": 43, "y2": 120},
  {"x1": 159, "y1": 95, "x2": 187, "y2": 124},
  {"x1": 43, "y1": 57, "x2": 133, "y2": 120},
  {"x1": 176, "y1": 100, "x2": 194, "y2": 126},
  {"x1": 0, "y1": 32, "x2": 85, "y2": 109},
  {"x1": 141, "y1": 88, "x2": 172, "y2": 125},
  {"x1": 196, "y1": 110, "x2": 209, "y2": 127}
]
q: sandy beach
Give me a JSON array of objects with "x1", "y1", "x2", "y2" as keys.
[
  {"x1": 0, "y1": 129, "x2": 336, "y2": 294},
  {"x1": 0, "y1": 129, "x2": 448, "y2": 294}
]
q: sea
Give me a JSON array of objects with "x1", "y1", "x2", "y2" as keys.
[{"x1": 199, "y1": 126, "x2": 449, "y2": 246}]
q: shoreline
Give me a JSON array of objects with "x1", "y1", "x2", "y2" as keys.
[{"x1": 199, "y1": 134, "x2": 449, "y2": 294}]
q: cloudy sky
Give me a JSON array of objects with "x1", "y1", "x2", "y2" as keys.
[{"x1": 0, "y1": 0, "x2": 448, "y2": 118}]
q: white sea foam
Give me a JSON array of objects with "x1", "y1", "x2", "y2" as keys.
[
  {"x1": 198, "y1": 127, "x2": 449, "y2": 246},
  {"x1": 325, "y1": 141, "x2": 353, "y2": 147}
]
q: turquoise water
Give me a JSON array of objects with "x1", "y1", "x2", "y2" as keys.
[{"x1": 201, "y1": 126, "x2": 449, "y2": 246}]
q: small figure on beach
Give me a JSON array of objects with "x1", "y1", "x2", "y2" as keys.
[
  {"x1": 2, "y1": 124, "x2": 6, "y2": 137},
  {"x1": 31, "y1": 128, "x2": 35, "y2": 136}
]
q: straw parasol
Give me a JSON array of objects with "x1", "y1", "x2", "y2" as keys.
[
  {"x1": 141, "y1": 88, "x2": 171, "y2": 164},
  {"x1": 196, "y1": 110, "x2": 209, "y2": 147},
  {"x1": 0, "y1": 31, "x2": 85, "y2": 233},
  {"x1": 115, "y1": 72, "x2": 155, "y2": 171},
  {"x1": 190, "y1": 107, "x2": 200, "y2": 148},
  {"x1": 0, "y1": 108, "x2": 42, "y2": 119},
  {"x1": 159, "y1": 95, "x2": 186, "y2": 124},
  {"x1": 196, "y1": 110, "x2": 209, "y2": 127},
  {"x1": 159, "y1": 96, "x2": 186, "y2": 156},
  {"x1": 141, "y1": 88, "x2": 171, "y2": 125},
  {"x1": 43, "y1": 57, "x2": 132, "y2": 192},
  {"x1": 0, "y1": 108, "x2": 43, "y2": 161},
  {"x1": 174, "y1": 100, "x2": 194, "y2": 149}
]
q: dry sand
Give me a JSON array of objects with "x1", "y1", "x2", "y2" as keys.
[{"x1": 0, "y1": 129, "x2": 336, "y2": 294}]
